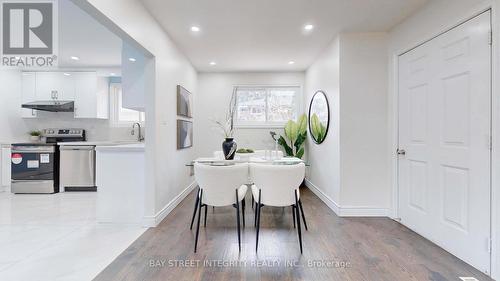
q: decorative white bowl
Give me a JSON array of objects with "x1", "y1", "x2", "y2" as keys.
[{"x1": 235, "y1": 152, "x2": 255, "y2": 161}]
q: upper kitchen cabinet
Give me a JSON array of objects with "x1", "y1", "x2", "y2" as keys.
[
  {"x1": 21, "y1": 71, "x2": 109, "y2": 119},
  {"x1": 36, "y1": 72, "x2": 75, "y2": 101},
  {"x1": 21, "y1": 72, "x2": 37, "y2": 118},
  {"x1": 73, "y1": 72, "x2": 109, "y2": 119},
  {"x1": 121, "y1": 43, "x2": 150, "y2": 112}
]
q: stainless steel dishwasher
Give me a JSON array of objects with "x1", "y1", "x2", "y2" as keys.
[{"x1": 59, "y1": 145, "x2": 96, "y2": 191}]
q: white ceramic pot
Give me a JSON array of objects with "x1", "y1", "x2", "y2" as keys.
[
  {"x1": 30, "y1": 136, "x2": 40, "y2": 142},
  {"x1": 235, "y1": 152, "x2": 255, "y2": 161}
]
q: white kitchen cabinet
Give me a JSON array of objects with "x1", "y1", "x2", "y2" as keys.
[
  {"x1": 73, "y1": 72, "x2": 109, "y2": 119},
  {"x1": 20, "y1": 71, "x2": 109, "y2": 119},
  {"x1": 36, "y1": 72, "x2": 75, "y2": 101},
  {"x1": 122, "y1": 43, "x2": 148, "y2": 111},
  {"x1": 21, "y1": 72, "x2": 37, "y2": 118},
  {"x1": 1, "y1": 146, "x2": 11, "y2": 192}
]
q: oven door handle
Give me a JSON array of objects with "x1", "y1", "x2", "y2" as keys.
[
  {"x1": 11, "y1": 180, "x2": 54, "y2": 183},
  {"x1": 12, "y1": 148, "x2": 55, "y2": 153}
]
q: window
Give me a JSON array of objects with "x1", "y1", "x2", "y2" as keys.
[
  {"x1": 234, "y1": 86, "x2": 300, "y2": 127},
  {"x1": 109, "y1": 83, "x2": 145, "y2": 127}
]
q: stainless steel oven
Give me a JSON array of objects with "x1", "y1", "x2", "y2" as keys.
[
  {"x1": 11, "y1": 144, "x2": 58, "y2": 194},
  {"x1": 10, "y1": 128, "x2": 86, "y2": 194}
]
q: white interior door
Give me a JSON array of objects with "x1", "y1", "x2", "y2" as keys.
[{"x1": 398, "y1": 11, "x2": 491, "y2": 274}]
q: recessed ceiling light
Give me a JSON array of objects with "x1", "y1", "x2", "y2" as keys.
[
  {"x1": 209, "y1": 61, "x2": 217, "y2": 66},
  {"x1": 191, "y1": 26, "x2": 200, "y2": 32},
  {"x1": 70, "y1": 56, "x2": 80, "y2": 61},
  {"x1": 304, "y1": 24, "x2": 314, "y2": 31},
  {"x1": 63, "y1": 73, "x2": 71, "y2": 76},
  {"x1": 128, "y1": 57, "x2": 136, "y2": 62},
  {"x1": 110, "y1": 72, "x2": 117, "y2": 76},
  {"x1": 288, "y1": 61, "x2": 295, "y2": 65}
]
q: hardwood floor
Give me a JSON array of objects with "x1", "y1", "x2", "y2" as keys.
[{"x1": 94, "y1": 186, "x2": 491, "y2": 281}]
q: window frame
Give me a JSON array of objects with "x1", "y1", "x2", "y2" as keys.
[
  {"x1": 233, "y1": 85, "x2": 302, "y2": 129},
  {"x1": 109, "y1": 82, "x2": 145, "y2": 128}
]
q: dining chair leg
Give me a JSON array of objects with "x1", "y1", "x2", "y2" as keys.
[
  {"x1": 294, "y1": 190, "x2": 303, "y2": 254},
  {"x1": 235, "y1": 190, "x2": 241, "y2": 252},
  {"x1": 204, "y1": 205, "x2": 208, "y2": 227},
  {"x1": 256, "y1": 189, "x2": 262, "y2": 252},
  {"x1": 241, "y1": 198, "x2": 246, "y2": 227},
  {"x1": 194, "y1": 189, "x2": 203, "y2": 253},
  {"x1": 298, "y1": 199, "x2": 308, "y2": 231},
  {"x1": 189, "y1": 187, "x2": 200, "y2": 230},
  {"x1": 292, "y1": 205, "x2": 296, "y2": 228},
  {"x1": 254, "y1": 201, "x2": 258, "y2": 227}
]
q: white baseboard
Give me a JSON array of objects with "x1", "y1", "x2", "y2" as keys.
[
  {"x1": 142, "y1": 181, "x2": 197, "y2": 227},
  {"x1": 304, "y1": 179, "x2": 340, "y2": 215},
  {"x1": 304, "y1": 179, "x2": 389, "y2": 217}
]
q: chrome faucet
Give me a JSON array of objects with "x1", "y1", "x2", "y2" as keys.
[{"x1": 131, "y1": 123, "x2": 144, "y2": 142}]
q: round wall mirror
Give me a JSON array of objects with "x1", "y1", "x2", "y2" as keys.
[{"x1": 308, "y1": 90, "x2": 330, "y2": 144}]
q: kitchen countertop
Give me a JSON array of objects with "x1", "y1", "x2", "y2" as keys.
[
  {"x1": 95, "y1": 143, "x2": 145, "y2": 152},
  {"x1": 57, "y1": 141, "x2": 141, "y2": 146},
  {"x1": 0, "y1": 140, "x2": 31, "y2": 146}
]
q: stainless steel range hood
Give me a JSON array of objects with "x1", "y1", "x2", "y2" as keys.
[{"x1": 22, "y1": 101, "x2": 74, "y2": 112}]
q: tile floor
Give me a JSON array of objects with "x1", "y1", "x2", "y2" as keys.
[{"x1": 0, "y1": 191, "x2": 146, "y2": 281}]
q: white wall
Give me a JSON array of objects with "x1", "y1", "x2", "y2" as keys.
[
  {"x1": 195, "y1": 72, "x2": 305, "y2": 157},
  {"x1": 0, "y1": 70, "x2": 29, "y2": 144},
  {"x1": 339, "y1": 33, "x2": 389, "y2": 210},
  {"x1": 304, "y1": 38, "x2": 341, "y2": 205},
  {"x1": 305, "y1": 33, "x2": 389, "y2": 215},
  {"x1": 81, "y1": 0, "x2": 198, "y2": 225}
]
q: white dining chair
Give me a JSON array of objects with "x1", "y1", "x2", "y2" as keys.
[
  {"x1": 249, "y1": 162, "x2": 307, "y2": 253},
  {"x1": 193, "y1": 163, "x2": 249, "y2": 252}
]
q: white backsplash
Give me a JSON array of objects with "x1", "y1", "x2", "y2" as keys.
[{"x1": 23, "y1": 112, "x2": 141, "y2": 142}]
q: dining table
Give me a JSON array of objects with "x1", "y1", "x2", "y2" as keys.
[{"x1": 186, "y1": 156, "x2": 308, "y2": 167}]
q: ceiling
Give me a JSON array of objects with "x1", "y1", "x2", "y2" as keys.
[
  {"x1": 58, "y1": 0, "x2": 122, "y2": 69},
  {"x1": 141, "y1": 0, "x2": 430, "y2": 72}
]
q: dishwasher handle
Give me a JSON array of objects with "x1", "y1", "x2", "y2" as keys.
[{"x1": 59, "y1": 146, "x2": 95, "y2": 151}]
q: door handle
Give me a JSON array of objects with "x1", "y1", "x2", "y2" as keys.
[{"x1": 397, "y1": 149, "x2": 406, "y2": 156}]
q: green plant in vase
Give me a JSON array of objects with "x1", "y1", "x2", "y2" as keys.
[
  {"x1": 310, "y1": 113, "x2": 327, "y2": 143},
  {"x1": 270, "y1": 114, "x2": 307, "y2": 159}
]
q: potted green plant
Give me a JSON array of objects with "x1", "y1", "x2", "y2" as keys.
[
  {"x1": 271, "y1": 114, "x2": 307, "y2": 159},
  {"x1": 29, "y1": 130, "x2": 42, "y2": 142}
]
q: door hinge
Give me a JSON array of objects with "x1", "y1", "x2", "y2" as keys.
[
  {"x1": 487, "y1": 238, "x2": 492, "y2": 253},
  {"x1": 489, "y1": 31, "x2": 493, "y2": 45}
]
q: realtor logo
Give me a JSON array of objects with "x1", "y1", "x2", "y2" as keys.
[{"x1": 1, "y1": 1, "x2": 58, "y2": 67}]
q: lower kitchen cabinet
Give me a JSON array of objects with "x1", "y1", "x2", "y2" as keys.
[{"x1": 1, "y1": 145, "x2": 11, "y2": 192}]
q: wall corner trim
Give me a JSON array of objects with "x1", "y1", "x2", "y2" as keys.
[
  {"x1": 305, "y1": 178, "x2": 389, "y2": 217},
  {"x1": 142, "y1": 181, "x2": 197, "y2": 227}
]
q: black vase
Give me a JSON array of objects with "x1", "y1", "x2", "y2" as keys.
[{"x1": 222, "y1": 138, "x2": 237, "y2": 160}]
